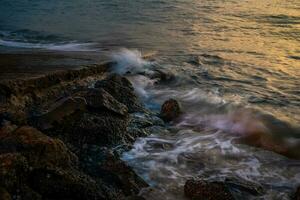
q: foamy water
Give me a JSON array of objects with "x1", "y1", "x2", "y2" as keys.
[
  {"x1": 109, "y1": 49, "x2": 300, "y2": 200},
  {"x1": 0, "y1": 39, "x2": 96, "y2": 51}
]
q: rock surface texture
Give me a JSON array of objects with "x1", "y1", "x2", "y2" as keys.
[
  {"x1": 160, "y1": 98, "x2": 181, "y2": 122},
  {"x1": 0, "y1": 68, "x2": 149, "y2": 200},
  {"x1": 184, "y1": 179, "x2": 235, "y2": 200}
]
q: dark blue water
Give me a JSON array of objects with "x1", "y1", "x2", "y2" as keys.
[{"x1": 1, "y1": 1, "x2": 300, "y2": 199}]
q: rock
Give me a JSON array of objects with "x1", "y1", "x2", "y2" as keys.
[
  {"x1": 126, "y1": 195, "x2": 146, "y2": 200},
  {"x1": 99, "y1": 150, "x2": 149, "y2": 195},
  {"x1": 13, "y1": 185, "x2": 42, "y2": 200},
  {"x1": 0, "y1": 153, "x2": 29, "y2": 191},
  {"x1": 0, "y1": 187, "x2": 11, "y2": 200},
  {"x1": 80, "y1": 147, "x2": 148, "y2": 197},
  {"x1": 295, "y1": 187, "x2": 300, "y2": 200},
  {"x1": 95, "y1": 74, "x2": 143, "y2": 112},
  {"x1": 0, "y1": 121, "x2": 17, "y2": 140},
  {"x1": 0, "y1": 126, "x2": 78, "y2": 169},
  {"x1": 28, "y1": 168, "x2": 105, "y2": 200},
  {"x1": 188, "y1": 56, "x2": 203, "y2": 66},
  {"x1": 0, "y1": 84, "x2": 11, "y2": 104},
  {"x1": 127, "y1": 112, "x2": 165, "y2": 140},
  {"x1": 160, "y1": 99, "x2": 181, "y2": 122},
  {"x1": 149, "y1": 69, "x2": 175, "y2": 84},
  {"x1": 31, "y1": 97, "x2": 87, "y2": 130},
  {"x1": 0, "y1": 153, "x2": 43, "y2": 200},
  {"x1": 45, "y1": 87, "x2": 130, "y2": 147},
  {"x1": 76, "y1": 88, "x2": 128, "y2": 116},
  {"x1": 0, "y1": 129, "x2": 107, "y2": 200},
  {"x1": 184, "y1": 179, "x2": 234, "y2": 200},
  {"x1": 53, "y1": 111, "x2": 129, "y2": 148},
  {"x1": 224, "y1": 176, "x2": 264, "y2": 196}
]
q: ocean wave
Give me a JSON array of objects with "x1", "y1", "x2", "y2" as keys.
[
  {"x1": 0, "y1": 29, "x2": 97, "y2": 51},
  {"x1": 0, "y1": 39, "x2": 96, "y2": 51}
]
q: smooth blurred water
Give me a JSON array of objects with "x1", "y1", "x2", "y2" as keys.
[{"x1": 116, "y1": 49, "x2": 300, "y2": 200}]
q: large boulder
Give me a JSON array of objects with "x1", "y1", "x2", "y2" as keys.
[
  {"x1": 0, "y1": 127, "x2": 109, "y2": 200},
  {"x1": 0, "y1": 126, "x2": 78, "y2": 169},
  {"x1": 31, "y1": 97, "x2": 87, "y2": 130},
  {"x1": 28, "y1": 168, "x2": 105, "y2": 200},
  {"x1": 160, "y1": 99, "x2": 181, "y2": 122},
  {"x1": 47, "y1": 86, "x2": 131, "y2": 148},
  {"x1": 0, "y1": 153, "x2": 42, "y2": 200},
  {"x1": 98, "y1": 150, "x2": 148, "y2": 196},
  {"x1": 80, "y1": 147, "x2": 149, "y2": 197},
  {"x1": 184, "y1": 179, "x2": 234, "y2": 200},
  {"x1": 0, "y1": 153, "x2": 29, "y2": 190},
  {"x1": 0, "y1": 120, "x2": 17, "y2": 140},
  {"x1": 76, "y1": 88, "x2": 128, "y2": 116},
  {"x1": 127, "y1": 112, "x2": 165, "y2": 142},
  {"x1": 52, "y1": 111, "x2": 129, "y2": 148},
  {"x1": 95, "y1": 74, "x2": 143, "y2": 112},
  {"x1": 149, "y1": 69, "x2": 175, "y2": 84}
]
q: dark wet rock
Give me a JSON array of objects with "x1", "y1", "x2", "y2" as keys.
[
  {"x1": 13, "y1": 185, "x2": 42, "y2": 200},
  {"x1": 295, "y1": 187, "x2": 300, "y2": 200},
  {"x1": 0, "y1": 153, "x2": 29, "y2": 190},
  {"x1": 0, "y1": 121, "x2": 18, "y2": 140},
  {"x1": 80, "y1": 147, "x2": 149, "y2": 197},
  {"x1": 51, "y1": 111, "x2": 129, "y2": 148},
  {"x1": 184, "y1": 179, "x2": 235, "y2": 200},
  {"x1": 28, "y1": 168, "x2": 105, "y2": 200},
  {"x1": 0, "y1": 84, "x2": 11, "y2": 104},
  {"x1": 160, "y1": 99, "x2": 181, "y2": 122},
  {"x1": 224, "y1": 176, "x2": 264, "y2": 196},
  {"x1": 95, "y1": 74, "x2": 143, "y2": 112},
  {"x1": 98, "y1": 150, "x2": 148, "y2": 195},
  {"x1": 0, "y1": 63, "x2": 110, "y2": 100},
  {"x1": 0, "y1": 187, "x2": 11, "y2": 200},
  {"x1": 0, "y1": 69, "x2": 159, "y2": 199},
  {"x1": 0, "y1": 63, "x2": 110, "y2": 126},
  {"x1": 0, "y1": 126, "x2": 78, "y2": 169},
  {"x1": 0, "y1": 113, "x2": 6, "y2": 126},
  {"x1": 0, "y1": 153, "x2": 43, "y2": 199},
  {"x1": 0, "y1": 129, "x2": 107, "y2": 200},
  {"x1": 188, "y1": 56, "x2": 204, "y2": 66},
  {"x1": 31, "y1": 97, "x2": 87, "y2": 130},
  {"x1": 126, "y1": 195, "x2": 146, "y2": 200},
  {"x1": 212, "y1": 108, "x2": 300, "y2": 159},
  {"x1": 149, "y1": 69, "x2": 175, "y2": 84},
  {"x1": 75, "y1": 88, "x2": 128, "y2": 116},
  {"x1": 127, "y1": 112, "x2": 165, "y2": 140}
]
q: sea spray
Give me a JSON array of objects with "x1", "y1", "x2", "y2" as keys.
[
  {"x1": 111, "y1": 48, "x2": 151, "y2": 74},
  {"x1": 110, "y1": 48, "x2": 157, "y2": 99}
]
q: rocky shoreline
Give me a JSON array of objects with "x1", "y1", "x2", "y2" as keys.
[
  {"x1": 0, "y1": 62, "x2": 299, "y2": 200},
  {"x1": 0, "y1": 62, "x2": 153, "y2": 200}
]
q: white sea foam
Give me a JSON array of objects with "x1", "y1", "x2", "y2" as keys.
[
  {"x1": 111, "y1": 48, "x2": 151, "y2": 74},
  {"x1": 0, "y1": 39, "x2": 96, "y2": 51},
  {"x1": 112, "y1": 48, "x2": 300, "y2": 200},
  {"x1": 110, "y1": 48, "x2": 157, "y2": 100}
]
